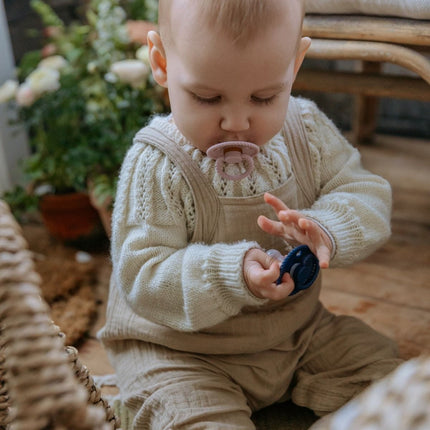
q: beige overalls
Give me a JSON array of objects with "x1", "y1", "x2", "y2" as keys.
[{"x1": 100, "y1": 99, "x2": 402, "y2": 429}]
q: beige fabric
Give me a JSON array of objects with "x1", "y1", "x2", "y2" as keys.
[
  {"x1": 107, "y1": 312, "x2": 401, "y2": 429},
  {"x1": 100, "y1": 98, "x2": 325, "y2": 356},
  {"x1": 305, "y1": 0, "x2": 430, "y2": 20}
]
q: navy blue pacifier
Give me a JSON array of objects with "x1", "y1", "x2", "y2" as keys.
[{"x1": 275, "y1": 245, "x2": 320, "y2": 295}]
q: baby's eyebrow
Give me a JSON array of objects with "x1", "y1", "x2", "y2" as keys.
[
  {"x1": 184, "y1": 82, "x2": 218, "y2": 92},
  {"x1": 254, "y1": 82, "x2": 289, "y2": 93},
  {"x1": 184, "y1": 81, "x2": 289, "y2": 94}
]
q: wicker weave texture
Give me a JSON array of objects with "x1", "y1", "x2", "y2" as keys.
[{"x1": 0, "y1": 201, "x2": 119, "y2": 430}]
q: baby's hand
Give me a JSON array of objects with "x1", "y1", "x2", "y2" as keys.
[
  {"x1": 257, "y1": 192, "x2": 332, "y2": 269},
  {"x1": 243, "y1": 248, "x2": 295, "y2": 300}
]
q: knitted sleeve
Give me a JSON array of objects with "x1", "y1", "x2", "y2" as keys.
[
  {"x1": 297, "y1": 99, "x2": 392, "y2": 266},
  {"x1": 110, "y1": 140, "x2": 267, "y2": 332}
]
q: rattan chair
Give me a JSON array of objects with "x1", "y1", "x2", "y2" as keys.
[
  {"x1": 0, "y1": 200, "x2": 120, "y2": 430},
  {"x1": 296, "y1": 0, "x2": 430, "y2": 143}
]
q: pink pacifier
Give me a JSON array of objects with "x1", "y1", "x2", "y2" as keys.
[{"x1": 206, "y1": 141, "x2": 259, "y2": 180}]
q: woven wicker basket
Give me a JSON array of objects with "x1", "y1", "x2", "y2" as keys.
[{"x1": 0, "y1": 200, "x2": 120, "y2": 430}]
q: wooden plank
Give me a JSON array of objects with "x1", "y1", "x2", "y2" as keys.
[
  {"x1": 320, "y1": 289, "x2": 430, "y2": 359},
  {"x1": 359, "y1": 135, "x2": 430, "y2": 193},
  {"x1": 323, "y1": 253, "x2": 430, "y2": 311},
  {"x1": 293, "y1": 69, "x2": 430, "y2": 100},
  {"x1": 303, "y1": 15, "x2": 430, "y2": 46}
]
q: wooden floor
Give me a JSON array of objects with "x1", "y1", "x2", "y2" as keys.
[{"x1": 78, "y1": 133, "x2": 430, "y2": 377}]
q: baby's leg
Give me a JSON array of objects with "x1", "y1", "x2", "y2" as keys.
[
  {"x1": 108, "y1": 340, "x2": 255, "y2": 430},
  {"x1": 290, "y1": 310, "x2": 403, "y2": 416}
]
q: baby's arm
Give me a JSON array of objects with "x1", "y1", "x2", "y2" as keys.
[
  {"x1": 111, "y1": 143, "x2": 267, "y2": 332},
  {"x1": 281, "y1": 99, "x2": 392, "y2": 267}
]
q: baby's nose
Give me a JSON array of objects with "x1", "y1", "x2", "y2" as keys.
[{"x1": 220, "y1": 110, "x2": 250, "y2": 132}]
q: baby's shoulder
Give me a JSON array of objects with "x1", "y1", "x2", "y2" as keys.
[
  {"x1": 125, "y1": 121, "x2": 172, "y2": 166},
  {"x1": 292, "y1": 96, "x2": 323, "y2": 121}
]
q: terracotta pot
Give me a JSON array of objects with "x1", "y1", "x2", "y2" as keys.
[{"x1": 39, "y1": 192, "x2": 102, "y2": 241}]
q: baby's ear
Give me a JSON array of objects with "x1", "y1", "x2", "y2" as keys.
[
  {"x1": 147, "y1": 30, "x2": 168, "y2": 87},
  {"x1": 293, "y1": 36, "x2": 311, "y2": 79}
]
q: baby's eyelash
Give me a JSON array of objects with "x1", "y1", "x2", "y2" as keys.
[
  {"x1": 251, "y1": 95, "x2": 277, "y2": 105},
  {"x1": 191, "y1": 93, "x2": 221, "y2": 105},
  {"x1": 190, "y1": 92, "x2": 277, "y2": 106}
]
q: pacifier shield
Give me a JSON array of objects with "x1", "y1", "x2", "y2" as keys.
[
  {"x1": 206, "y1": 141, "x2": 259, "y2": 181},
  {"x1": 276, "y1": 245, "x2": 319, "y2": 295}
]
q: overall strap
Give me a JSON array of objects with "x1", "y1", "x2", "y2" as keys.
[
  {"x1": 283, "y1": 98, "x2": 317, "y2": 208},
  {"x1": 134, "y1": 126, "x2": 221, "y2": 243}
]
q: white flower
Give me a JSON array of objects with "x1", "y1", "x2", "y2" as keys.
[
  {"x1": 26, "y1": 67, "x2": 60, "y2": 96},
  {"x1": 0, "y1": 79, "x2": 18, "y2": 103},
  {"x1": 38, "y1": 55, "x2": 68, "y2": 71},
  {"x1": 87, "y1": 61, "x2": 98, "y2": 74},
  {"x1": 112, "y1": 6, "x2": 126, "y2": 22},
  {"x1": 136, "y1": 45, "x2": 150, "y2": 66},
  {"x1": 104, "y1": 72, "x2": 118, "y2": 84},
  {"x1": 110, "y1": 59, "x2": 149, "y2": 87},
  {"x1": 16, "y1": 84, "x2": 37, "y2": 107},
  {"x1": 86, "y1": 100, "x2": 102, "y2": 114},
  {"x1": 97, "y1": 0, "x2": 111, "y2": 16}
]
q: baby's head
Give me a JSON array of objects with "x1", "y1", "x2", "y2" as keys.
[
  {"x1": 148, "y1": 0, "x2": 309, "y2": 153},
  {"x1": 158, "y1": 0, "x2": 305, "y2": 49}
]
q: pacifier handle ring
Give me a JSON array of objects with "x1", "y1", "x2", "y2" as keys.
[
  {"x1": 275, "y1": 244, "x2": 320, "y2": 295},
  {"x1": 215, "y1": 154, "x2": 254, "y2": 181}
]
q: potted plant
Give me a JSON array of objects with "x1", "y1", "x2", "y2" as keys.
[{"x1": 0, "y1": 0, "x2": 168, "y2": 240}]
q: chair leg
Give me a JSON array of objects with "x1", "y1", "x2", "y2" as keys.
[{"x1": 353, "y1": 61, "x2": 382, "y2": 144}]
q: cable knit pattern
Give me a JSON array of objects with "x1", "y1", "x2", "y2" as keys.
[
  {"x1": 108, "y1": 97, "x2": 391, "y2": 331},
  {"x1": 299, "y1": 100, "x2": 392, "y2": 264}
]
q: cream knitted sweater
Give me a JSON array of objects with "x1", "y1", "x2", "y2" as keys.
[{"x1": 109, "y1": 97, "x2": 391, "y2": 332}]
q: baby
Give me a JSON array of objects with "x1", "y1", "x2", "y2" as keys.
[{"x1": 99, "y1": 0, "x2": 403, "y2": 428}]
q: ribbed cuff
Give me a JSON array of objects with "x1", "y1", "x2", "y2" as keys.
[
  {"x1": 203, "y1": 241, "x2": 268, "y2": 316},
  {"x1": 301, "y1": 204, "x2": 363, "y2": 266}
]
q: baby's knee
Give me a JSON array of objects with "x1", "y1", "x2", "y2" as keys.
[{"x1": 125, "y1": 376, "x2": 254, "y2": 429}]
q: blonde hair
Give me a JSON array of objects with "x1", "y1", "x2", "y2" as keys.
[{"x1": 159, "y1": 0, "x2": 304, "y2": 47}]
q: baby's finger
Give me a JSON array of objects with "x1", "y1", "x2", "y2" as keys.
[
  {"x1": 260, "y1": 276, "x2": 295, "y2": 301},
  {"x1": 278, "y1": 210, "x2": 304, "y2": 227},
  {"x1": 264, "y1": 192, "x2": 290, "y2": 214},
  {"x1": 315, "y1": 245, "x2": 331, "y2": 269},
  {"x1": 257, "y1": 215, "x2": 286, "y2": 237},
  {"x1": 297, "y1": 219, "x2": 331, "y2": 268}
]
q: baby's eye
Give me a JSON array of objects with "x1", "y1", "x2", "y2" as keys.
[
  {"x1": 191, "y1": 93, "x2": 221, "y2": 105},
  {"x1": 251, "y1": 95, "x2": 276, "y2": 105}
]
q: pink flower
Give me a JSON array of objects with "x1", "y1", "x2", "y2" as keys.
[
  {"x1": 42, "y1": 43, "x2": 57, "y2": 58},
  {"x1": 44, "y1": 26, "x2": 62, "y2": 38}
]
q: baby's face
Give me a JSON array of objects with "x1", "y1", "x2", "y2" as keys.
[{"x1": 160, "y1": 2, "x2": 306, "y2": 153}]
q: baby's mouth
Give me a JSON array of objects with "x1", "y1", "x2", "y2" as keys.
[{"x1": 206, "y1": 141, "x2": 259, "y2": 181}]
